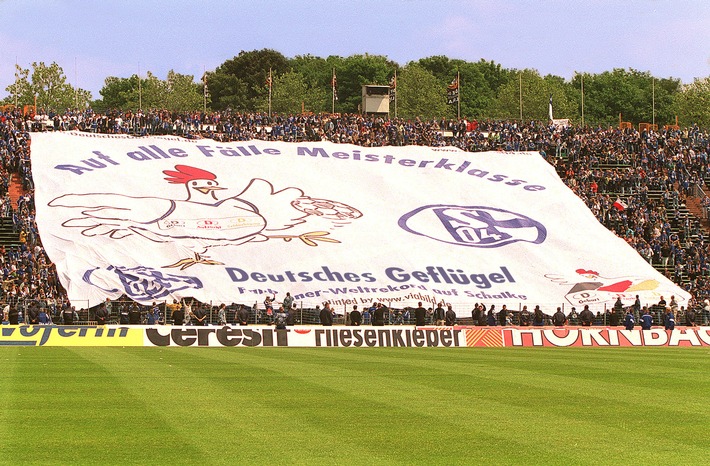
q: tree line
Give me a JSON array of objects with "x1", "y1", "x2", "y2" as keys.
[{"x1": 3, "y1": 49, "x2": 710, "y2": 128}]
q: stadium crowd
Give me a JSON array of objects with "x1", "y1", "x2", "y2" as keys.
[{"x1": 1, "y1": 106, "x2": 710, "y2": 326}]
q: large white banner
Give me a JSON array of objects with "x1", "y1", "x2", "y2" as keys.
[{"x1": 31, "y1": 132, "x2": 690, "y2": 309}]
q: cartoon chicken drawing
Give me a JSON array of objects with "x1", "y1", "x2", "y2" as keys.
[{"x1": 49, "y1": 165, "x2": 362, "y2": 269}]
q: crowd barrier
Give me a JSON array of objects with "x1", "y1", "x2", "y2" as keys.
[{"x1": 1, "y1": 325, "x2": 709, "y2": 347}]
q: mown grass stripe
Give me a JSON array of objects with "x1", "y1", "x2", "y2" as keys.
[{"x1": 0, "y1": 347, "x2": 707, "y2": 465}]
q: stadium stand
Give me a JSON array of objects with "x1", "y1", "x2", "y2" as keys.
[{"x1": 1, "y1": 107, "x2": 709, "y2": 326}]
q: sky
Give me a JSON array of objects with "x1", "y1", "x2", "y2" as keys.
[{"x1": 1, "y1": 0, "x2": 709, "y2": 99}]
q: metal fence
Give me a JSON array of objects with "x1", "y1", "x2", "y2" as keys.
[{"x1": 4, "y1": 296, "x2": 708, "y2": 327}]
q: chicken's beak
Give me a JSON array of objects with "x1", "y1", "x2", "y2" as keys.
[{"x1": 195, "y1": 186, "x2": 226, "y2": 194}]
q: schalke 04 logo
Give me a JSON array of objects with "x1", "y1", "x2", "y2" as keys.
[{"x1": 398, "y1": 205, "x2": 547, "y2": 248}]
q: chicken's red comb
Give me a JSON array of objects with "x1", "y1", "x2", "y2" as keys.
[
  {"x1": 163, "y1": 165, "x2": 217, "y2": 184},
  {"x1": 576, "y1": 268, "x2": 599, "y2": 276}
]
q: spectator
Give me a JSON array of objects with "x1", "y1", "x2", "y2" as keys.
[
  {"x1": 217, "y1": 303, "x2": 227, "y2": 326},
  {"x1": 6, "y1": 108, "x2": 710, "y2": 317},
  {"x1": 640, "y1": 307, "x2": 653, "y2": 330},
  {"x1": 128, "y1": 302, "x2": 142, "y2": 325},
  {"x1": 349, "y1": 305, "x2": 362, "y2": 326},
  {"x1": 192, "y1": 304, "x2": 207, "y2": 326},
  {"x1": 171, "y1": 301, "x2": 185, "y2": 326},
  {"x1": 663, "y1": 308, "x2": 675, "y2": 330},
  {"x1": 685, "y1": 306, "x2": 696, "y2": 327},
  {"x1": 532, "y1": 305, "x2": 545, "y2": 326},
  {"x1": 624, "y1": 308, "x2": 636, "y2": 330},
  {"x1": 237, "y1": 305, "x2": 250, "y2": 326},
  {"x1": 552, "y1": 307, "x2": 567, "y2": 326},
  {"x1": 498, "y1": 305, "x2": 508, "y2": 326},
  {"x1": 274, "y1": 305, "x2": 288, "y2": 330},
  {"x1": 414, "y1": 302, "x2": 427, "y2": 326},
  {"x1": 95, "y1": 302, "x2": 109, "y2": 325},
  {"x1": 579, "y1": 305, "x2": 594, "y2": 326},
  {"x1": 373, "y1": 302, "x2": 386, "y2": 326},
  {"x1": 487, "y1": 306, "x2": 497, "y2": 326},
  {"x1": 320, "y1": 302, "x2": 334, "y2": 326},
  {"x1": 61, "y1": 305, "x2": 74, "y2": 325},
  {"x1": 433, "y1": 302, "x2": 446, "y2": 326},
  {"x1": 282, "y1": 292, "x2": 293, "y2": 313},
  {"x1": 445, "y1": 305, "x2": 456, "y2": 326},
  {"x1": 519, "y1": 305, "x2": 531, "y2": 326}
]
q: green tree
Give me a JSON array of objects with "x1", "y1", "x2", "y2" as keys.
[
  {"x1": 207, "y1": 49, "x2": 289, "y2": 111},
  {"x1": 456, "y1": 59, "x2": 513, "y2": 119},
  {"x1": 674, "y1": 77, "x2": 710, "y2": 129},
  {"x1": 488, "y1": 69, "x2": 573, "y2": 122},
  {"x1": 4, "y1": 62, "x2": 91, "y2": 111},
  {"x1": 416, "y1": 55, "x2": 457, "y2": 83},
  {"x1": 257, "y1": 70, "x2": 328, "y2": 114},
  {"x1": 97, "y1": 71, "x2": 203, "y2": 112},
  {"x1": 290, "y1": 54, "x2": 332, "y2": 89},
  {"x1": 397, "y1": 63, "x2": 448, "y2": 119},
  {"x1": 332, "y1": 54, "x2": 397, "y2": 113},
  {"x1": 164, "y1": 71, "x2": 203, "y2": 112},
  {"x1": 570, "y1": 68, "x2": 681, "y2": 126}
]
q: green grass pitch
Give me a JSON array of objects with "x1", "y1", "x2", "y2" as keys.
[{"x1": 0, "y1": 347, "x2": 708, "y2": 465}]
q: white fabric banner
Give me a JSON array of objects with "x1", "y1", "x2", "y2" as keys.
[{"x1": 31, "y1": 132, "x2": 690, "y2": 309}]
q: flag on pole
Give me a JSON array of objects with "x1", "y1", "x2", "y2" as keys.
[
  {"x1": 266, "y1": 68, "x2": 273, "y2": 90},
  {"x1": 389, "y1": 74, "x2": 396, "y2": 103},
  {"x1": 332, "y1": 69, "x2": 338, "y2": 102},
  {"x1": 446, "y1": 76, "x2": 459, "y2": 105},
  {"x1": 548, "y1": 94, "x2": 553, "y2": 121},
  {"x1": 613, "y1": 198, "x2": 627, "y2": 211}
]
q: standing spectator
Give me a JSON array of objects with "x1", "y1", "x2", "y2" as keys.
[
  {"x1": 532, "y1": 306, "x2": 545, "y2": 326},
  {"x1": 362, "y1": 305, "x2": 372, "y2": 325},
  {"x1": 320, "y1": 302, "x2": 334, "y2": 326},
  {"x1": 663, "y1": 308, "x2": 675, "y2": 330},
  {"x1": 519, "y1": 305, "x2": 531, "y2": 326},
  {"x1": 633, "y1": 295, "x2": 641, "y2": 315},
  {"x1": 264, "y1": 295, "x2": 275, "y2": 324},
  {"x1": 685, "y1": 306, "x2": 696, "y2": 327},
  {"x1": 128, "y1": 302, "x2": 142, "y2": 325},
  {"x1": 498, "y1": 305, "x2": 508, "y2": 326},
  {"x1": 640, "y1": 307, "x2": 653, "y2": 330},
  {"x1": 119, "y1": 303, "x2": 130, "y2": 325},
  {"x1": 171, "y1": 301, "x2": 185, "y2": 326},
  {"x1": 475, "y1": 304, "x2": 487, "y2": 326},
  {"x1": 373, "y1": 302, "x2": 387, "y2": 326},
  {"x1": 624, "y1": 308, "x2": 635, "y2": 330},
  {"x1": 193, "y1": 304, "x2": 207, "y2": 326},
  {"x1": 146, "y1": 302, "x2": 161, "y2": 325},
  {"x1": 95, "y1": 302, "x2": 109, "y2": 325},
  {"x1": 182, "y1": 298, "x2": 193, "y2": 326},
  {"x1": 487, "y1": 306, "x2": 497, "y2": 326},
  {"x1": 104, "y1": 298, "x2": 113, "y2": 323},
  {"x1": 282, "y1": 292, "x2": 293, "y2": 313},
  {"x1": 414, "y1": 302, "x2": 427, "y2": 326},
  {"x1": 8, "y1": 305, "x2": 20, "y2": 325},
  {"x1": 217, "y1": 303, "x2": 227, "y2": 326},
  {"x1": 552, "y1": 307, "x2": 567, "y2": 326},
  {"x1": 274, "y1": 305, "x2": 288, "y2": 330},
  {"x1": 349, "y1": 305, "x2": 362, "y2": 326},
  {"x1": 26, "y1": 303, "x2": 39, "y2": 325},
  {"x1": 167, "y1": 300, "x2": 180, "y2": 323},
  {"x1": 38, "y1": 307, "x2": 51, "y2": 324},
  {"x1": 445, "y1": 305, "x2": 456, "y2": 326},
  {"x1": 433, "y1": 302, "x2": 446, "y2": 326},
  {"x1": 237, "y1": 305, "x2": 250, "y2": 326},
  {"x1": 611, "y1": 298, "x2": 623, "y2": 326},
  {"x1": 567, "y1": 307, "x2": 578, "y2": 325},
  {"x1": 579, "y1": 305, "x2": 594, "y2": 326},
  {"x1": 61, "y1": 305, "x2": 74, "y2": 325}
]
